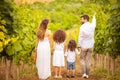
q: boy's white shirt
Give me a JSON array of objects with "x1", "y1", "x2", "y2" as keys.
[{"x1": 65, "y1": 49, "x2": 80, "y2": 62}]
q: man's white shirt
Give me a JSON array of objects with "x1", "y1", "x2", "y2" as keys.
[{"x1": 78, "y1": 16, "x2": 96, "y2": 48}]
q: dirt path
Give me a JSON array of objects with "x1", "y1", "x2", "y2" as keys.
[
  {"x1": 22, "y1": 56, "x2": 102, "y2": 80},
  {"x1": 0, "y1": 56, "x2": 103, "y2": 80}
]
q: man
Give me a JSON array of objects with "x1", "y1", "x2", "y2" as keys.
[{"x1": 78, "y1": 13, "x2": 96, "y2": 78}]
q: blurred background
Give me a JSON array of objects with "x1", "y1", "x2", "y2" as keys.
[{"x1": 0, "y1": 0, "x2": 120, "y2": 80}]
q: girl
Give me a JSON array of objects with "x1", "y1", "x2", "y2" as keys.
[
  {"x1": 36, "y1": 19, "x2": 51, "y2": 79},
  {"x1": 65, "y1": 39, "x2": 80, "y2": 78},
  {"x1": 53, "y1": 30, "x2": 66, "y2": 78}
]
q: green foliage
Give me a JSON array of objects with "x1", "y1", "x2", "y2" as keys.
[
  {"x1": 94, "y1": 9, "x2": 108, "y2": 54},
  {"x1": 0, "y1": 0, "x2": 15, "y2": 34},
  {"x1": 0, "y1": 0, "x2": 15, "y2": 55},
  {"x1": 0, "y1": 0, "x2": 119, "y2": 65},
  {"x1": 0, "y1": 20, "x2": 6, "y2": 52},
  {"x1": 106, "y1": 0, "x2": 120, "y2": 58}
]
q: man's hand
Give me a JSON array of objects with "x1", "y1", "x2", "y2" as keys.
[
  {"x1": 78, "y1": 48, "x2": 81, "y2": 55},
  {"x1": 94, "y1": 12, "x2": 96, "y2": 16},
  {"x1": 78, "y1": 47, "x2": 81, "y2": 52}
]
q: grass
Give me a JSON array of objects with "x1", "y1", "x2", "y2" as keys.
[
  {"x1": 93, "y1": 68, "x2": 120, "y2": 80},
  {"x1": 93, "y1": 68, "x2": 107, "y2": 79},
  {"x1": 107, "y1": 68, "x2": 120, "y2": 80}
]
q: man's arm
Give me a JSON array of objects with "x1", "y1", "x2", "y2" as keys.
[
  {"x1": 91, "y1": 13, "x2": 96, "y2": 29},
  {"x1": 78, "y1": 28, "x2": 81, "y2": 48}
]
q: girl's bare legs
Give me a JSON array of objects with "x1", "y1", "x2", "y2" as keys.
[
  {"x1": 67, "y1": 70, "x2": 70, "y2": 76},
  {"x1": 58, "y1": 67, "x2": 62, "y2": 78},
  {"x1": 54, "y1": 67, "x2": 58, "y2": 78},
  {"x1": 66, "y1": 70, "x2": 70, "y2": 78},
  {"x1": 72, "y1": 70, "x2": 75, "y2": 76}
]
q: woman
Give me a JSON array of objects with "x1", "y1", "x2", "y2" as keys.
[{"x1": 36, "y1": 19, "x2": 51, "y2": 79}]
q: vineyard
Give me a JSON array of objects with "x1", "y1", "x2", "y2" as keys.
[{"x1": 0, "y1": 0, "x2": 120, "y2": 80}]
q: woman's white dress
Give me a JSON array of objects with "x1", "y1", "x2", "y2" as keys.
[
  {"x1": 36, "y1": 37, "x2": 51, "y2": 79},
  {"x1": 53, "y1": 42, "x2": 65, "y2": 67}
]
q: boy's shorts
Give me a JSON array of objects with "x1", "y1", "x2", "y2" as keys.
[{"x1": 67, "y1": 61, "x2": 75, "y2": 70}]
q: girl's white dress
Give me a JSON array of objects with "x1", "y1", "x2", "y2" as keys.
[
  {"x1": 36, "y1": 37, "x2": 51, "y2": 79},
  {"x1": 53, "y1": 42, "x2": 65, "y2": 66}
]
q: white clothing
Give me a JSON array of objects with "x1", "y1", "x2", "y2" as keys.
[
  {"x1": 78, "y1": 16, "x2": 96, "y2": 48},
  {"x1": 36, "y1": 37, "x2": 51, "y2": 79},
  {"x1": 65, "y1": 49, "x2": 80, "y2": 62},
  {"x1": 53, "y1": 42, "x2": 65, "y2": 66}
]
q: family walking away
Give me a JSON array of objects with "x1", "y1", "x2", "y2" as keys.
[{"x1": 35, "y1": 13, "x2": 96, "y2": 79}]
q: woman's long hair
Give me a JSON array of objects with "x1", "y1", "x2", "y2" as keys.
[
  {"x1": 68, "y1": 39, "x2": 76, "y2": 51},
  {"x1": 36, "y1": 19, "x2": 49, "y2": 41}
]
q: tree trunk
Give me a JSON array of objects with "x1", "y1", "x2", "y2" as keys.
[
  {"x1": 5, "y1": 57, "x2": 9, "y2": 80},
  {"x1": 111, "y1": 58, "x2": 115, "y2": 76}
]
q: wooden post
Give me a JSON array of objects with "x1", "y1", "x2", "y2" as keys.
[
  {"x1": 99, "y1": 54, "x2": 102, "y2": 68},
  {"x1": 111, "y1": 58, "x2": 115, "y2": 76},
  {"x1": 100, "y1": 54, "x2": 101, "y2": 68},
  {"x1": 10, "y1": 60, "x2": 15, "y2": 79},
  {"x1": 0, "y1": 57, "x2": 4, "y2": 69},
  {"x1": 97, "y1": 54, "x2": 99, "y2": 68},
  {"x1": 93, "y1": 54, "x2": 97, "y2": 70},
  {"x1": 102, "y1": 55, "x2": 104, "y2": 69},
  {"x1": 17, "y1": 66, "x2": 19, "y2": 80},
  {"x1": 107, "y1": 53, "x2": 111, "y2": 75},
  {"x1": 20, "y1": 61, "x2": 24, "y2": 72},
  {"x1": 104, "y1": 55, "x2": 107, "y2": 69},
  {"x1": 96, "y1": 54, "x2": 99, "y2": 67},
  {"x1": 5, "y1": 57, "x2": 9, "y2": 80}
]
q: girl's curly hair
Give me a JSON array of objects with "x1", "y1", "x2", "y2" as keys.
[{"x1": 53, "y1": 30, "x2": 66, "y2": 43}]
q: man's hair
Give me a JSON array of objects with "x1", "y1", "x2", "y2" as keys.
[{"x1": 81, "y1": 15, "x2": 89, "y2": 21}]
